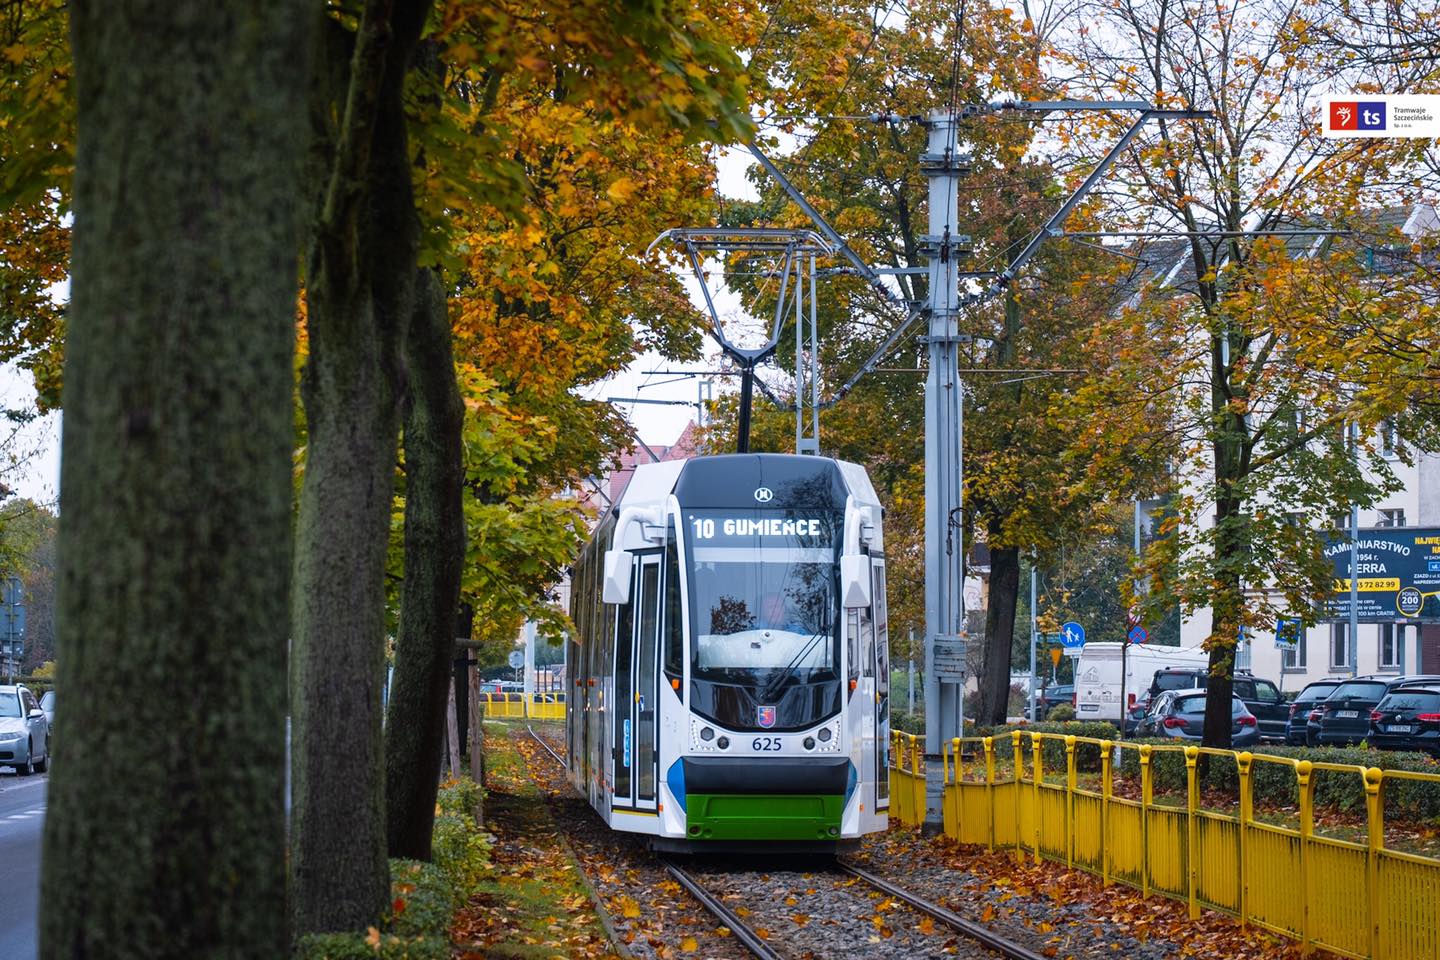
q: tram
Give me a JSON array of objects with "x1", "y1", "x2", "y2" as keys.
[{"x1": 566, "y1": 452, "x2": 890, "y2": 850}]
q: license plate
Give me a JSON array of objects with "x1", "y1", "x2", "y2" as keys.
[
  {"x1": 1386, "y1": 724, "x2": 1413, "y2": 733},
  {"x1": 1336, "y1": 710, "x2": 1358, "y2": 718},
  {"x1": 1079, "y1": 704, "x2": 1098, "y2": 712}
]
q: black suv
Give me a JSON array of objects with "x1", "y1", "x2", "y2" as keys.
[
  {"x1": 1308, "y1": 675, "x2": 1440, "y2": 747},
  {"x1": 1146, "y1": 669, "x2": 1289, "y2": 741},
  {"x1": 1285, "y1": 680, "x2": 1341, "y2": 745},
  {"x1": 1368, "y1": 687, "x2": 1440, "y2": 756}
]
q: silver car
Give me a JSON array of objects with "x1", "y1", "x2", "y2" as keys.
[
  {"x1": 0, "y1": 684, "x2": 50, "y2": 775},
  {"x1": 1136, "y1": 690, "x2": 1260, "y2": 747}
]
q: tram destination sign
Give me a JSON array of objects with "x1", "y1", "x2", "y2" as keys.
[
  {"x1": 685, "y1": 511, "x2": 836, "y2": 546},
  {"x1": 1323, "y1": 526, "x2": 1440, "y2": 622}
]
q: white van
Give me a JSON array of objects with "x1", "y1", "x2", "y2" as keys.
[{"x1": 1073, "y1": 642, "x2": 1209, "y2": 723}]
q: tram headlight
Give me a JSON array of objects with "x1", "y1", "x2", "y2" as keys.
[
  {"x1": 716, "y1": 736, "x2": 730, "y2": 750},
  {"x1": 803, "y1": 737, "x2": 816, "y2": 750},
  {"x1": 817, "y1": 727, "x2": 832, "y2": 743},
  {"x1": 700, "y1": 726, "x2": 714, "y2": 742}
]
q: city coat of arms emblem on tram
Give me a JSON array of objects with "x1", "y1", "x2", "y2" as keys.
[{"x1": 757, "y1": 706, "x2": 777, "y2": 728}]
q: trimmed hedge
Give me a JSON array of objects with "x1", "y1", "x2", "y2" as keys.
[
  {"x1": 294, "y1": 775, "x2": 490, "y2": 960},
  {"x1": 975, "y1": 722, "x2": 1123, "y2": 773},
  {"x1": 1117, "y1": 740, "x2": 1440, "y2": 818}
]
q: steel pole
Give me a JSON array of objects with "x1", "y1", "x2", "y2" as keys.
[
  {"x1": 1349, "y1": 422, "x2": 1359, "y2": 677},
  {"x1": 1028, "y1": 557, "x2": 1038, "y2": 721},
  {"x1": 922, "y1": 112, "x2": 966, "y2": 829},
  {"x1": 737, "y1": 364, "x2": 754, "y2": 453}
]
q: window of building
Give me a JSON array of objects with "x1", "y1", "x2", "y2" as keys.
[
  {"x1": 1330, "y1": 622, "x2": 1350, "y2": 671},
  {"x1": 1377, "y1": 508, "x2": 1406, "y2": 528},
  {"x1": 1282, "y1": 630, "x2": 1308, "y2": 671},
  {"x1": 1379, "y1": 623, "x2": 1407, "y2": 671},
  {"x1": 1380, "y1": 420, "x2": 1402, "y2": 459}
]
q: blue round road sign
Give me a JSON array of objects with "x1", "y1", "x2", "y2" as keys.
[
  {"x1": 1127, "y1": 624, "x2": 1148, "y2": 645},
  {"x1": 1060, "y1": 621, "x2": 1086, "y2": 648}
]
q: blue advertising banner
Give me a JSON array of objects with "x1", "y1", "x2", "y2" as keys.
[{"x1": 1323, "y1": 527, "x2": 1440, "y2": 622}]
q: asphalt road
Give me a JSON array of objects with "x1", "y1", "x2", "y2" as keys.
[{"x1": 0, "y1": 771, "x2": 46, "y2": 960}]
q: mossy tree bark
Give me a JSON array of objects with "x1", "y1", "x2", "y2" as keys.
[
  {"x1": 41, "y1": 3, "x2": 314, "y2": 958},
  {"x1": 291, "y1": 0, "x2": 433, "y2": 934},
  {"x1": 384, "y1": 267, "x2": 466, "y2": 861}
]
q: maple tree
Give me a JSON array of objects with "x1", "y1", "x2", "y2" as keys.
[
  {"x1": 1053, "y1": 0, "x2": 1440, "y2": 745},
  {"x1": 0, "y1": 0, "x2": 68, "y2": 410},
  {"x1": 705, "y1": 0, "x2": 1178, "y2": 723},
  {"x1": 377, "y1": 0, "x2": 759, "y2": 899},
  {"x1": 40, "y1": 4, "x2": 313, "y2": 960}
]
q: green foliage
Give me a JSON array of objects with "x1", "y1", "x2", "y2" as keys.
[
  {"x1": 431, "y1": 813, "x2": 490, "y2": 899},
  {"x1": 436, "y1": 776, "x2": 483, "y2": 819},
  {"x1": 293, "y1": 810, "x2": 492, "y2": 960},
  {"x1": 293, "y1": 932, "x2": 448, "y2": 960},
  {"x1": 978, "y1": 721, "x2": 1124, "y2": 772},
  {"x1": 1118, "y1": 741, "x2": 1440, "y2": 818},
  {"x1": 388, "y1": 860, "x2": 458, "y2": 940},
  {"x1": 1047, "y1": 704, "x2": 1076, "y2": 722},
  {"x1": 890, "y1": 710, "x2": 924, "y2": 735}
]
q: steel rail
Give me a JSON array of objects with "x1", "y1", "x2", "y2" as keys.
[
  {"x1": 660, "y1": 860, "x2": 784, "y2": 960},
  {"x1": 525, "y1": 724, "x2": 566, "y2": 768},
  {"x1": 840, "y1": 862, "x2": 1049, "y2": 960}
]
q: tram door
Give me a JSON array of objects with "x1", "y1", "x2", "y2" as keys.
[
  {"x1": 872, "y1": 559, "x2": 890, "y2": 809},
  {"x1": 613, "y1": 554, "x2": 661, "y2": 811}
]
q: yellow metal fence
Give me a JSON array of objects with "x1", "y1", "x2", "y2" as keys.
[
  {"x1": 479, "y1": 692, "x2": 566, "y2": 720},
  {"x1": 888, "y1": 730, "x2": 1440, "y2": 960}
]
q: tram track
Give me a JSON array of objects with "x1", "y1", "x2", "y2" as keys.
[{"x1": 520, "y1": 723, "x2": 1051, "y2": 960}]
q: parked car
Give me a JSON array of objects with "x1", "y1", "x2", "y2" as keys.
[
  {"x1": 0, "y1": 684, "x2": 49, "y2": 775},
  {"x1": 1136, "y1": 691, "x2": 1260, "y2": 747},
  {"x1": 40, "y1": 690, "x2": 54, "y2": 754},
  {"x1": 1033, "y1": 683, "x2": 1074, "y2": 720},
  {"x1": 1367, "y1": 687, "x2": 1440, "y2": 756},
  {"x1": 1306, "y1": 675, "x2": 1440, "y2": 746},
  {"x1": 1285, "y1": 680, "x2": 1340, "y2": 745},
  {"x1": 1145, "y1": 668, "x2": 1288, "y2": 740}
]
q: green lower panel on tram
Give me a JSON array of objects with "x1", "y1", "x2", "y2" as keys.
[{"x1": 683, "y1": 793, "x2": 845, "y2": 840}]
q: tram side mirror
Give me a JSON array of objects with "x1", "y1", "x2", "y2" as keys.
[
  {"x1": 602, "y1": 550, "x2": 632, "y2": 604},
  {"x1": 840, "y1": 554, "x2": 872, "y2": 609}
]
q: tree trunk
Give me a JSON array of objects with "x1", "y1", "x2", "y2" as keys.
[
  {"x1": 291, "y1": 2, "x2": 432, "y2": 935},
  {"x1": 978, "y1": 545, "x2": 1021, "y2": 725},
  {"x1": 42, "y1": 4, "x2": 313, "y2": 958},
  {"x1": 1202, "y1": 331, "x2": 1247, "y2": 749},
  {"x1": 384, "y1": 267, "x2": 465, "y2": 861}
]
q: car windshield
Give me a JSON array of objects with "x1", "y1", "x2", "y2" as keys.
[
  {"x1": 686, "y1": 509, "x2": 840, "y2": 686},
  {"x1": 1296, "y1": 684, "x2": 1338, "y2": 704},
  {"x1": 1329, "y1": 681, "x2": 1386, "y2": 700},
  {"x1": 1379, "y1": 691, "x2": 1440, "y2": 712},
  {"x1": 0, "y1": 691, "x2": 20, "y2": 718},
  {"x1": 1155, "y1": 673, "x2": 1202, "y2": 691},
  {"x1": 1176, "y1": 695, "x2": 1243, "y2": 716}
]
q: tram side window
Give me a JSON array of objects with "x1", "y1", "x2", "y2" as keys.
[{"x1": 663, "y1": 523, "x2": 683, "y2": 682}]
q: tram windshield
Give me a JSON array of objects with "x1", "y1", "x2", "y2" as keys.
[{"x1": 685, "y1": 510, "x2": 841, "y2": 692}]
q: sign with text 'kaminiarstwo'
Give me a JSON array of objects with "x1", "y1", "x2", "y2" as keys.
[{"x1": 1324, "y1": 527, "x2": 1440, "y2": 622}]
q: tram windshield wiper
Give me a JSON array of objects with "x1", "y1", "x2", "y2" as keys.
[{"x1": 757, "y1": 629, "x2": 829, "y2": 704}]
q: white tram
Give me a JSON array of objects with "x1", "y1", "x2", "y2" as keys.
[{"x1": 566, "y1": 453, "x2": 890, "y2": 850}]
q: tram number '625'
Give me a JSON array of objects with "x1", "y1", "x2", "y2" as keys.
[{"x1": 752, "y1": 737, "x2": 783, "y2": 752}]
